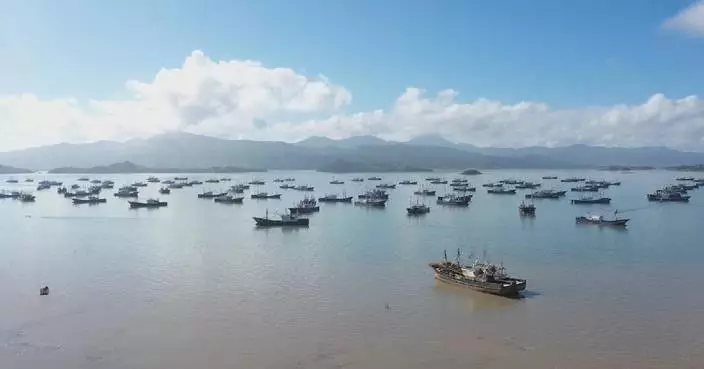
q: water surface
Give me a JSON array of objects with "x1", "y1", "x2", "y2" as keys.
[{"x1": 2, "y1": 170, "x2": 704, "y2": 368}]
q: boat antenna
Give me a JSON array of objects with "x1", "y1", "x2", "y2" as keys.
[
  {"x1": 443, "y1": 249, "x2": 448, "y2": 262},
  {"x1": 456, "y1": 248, "x2": 461, "y2": 265}
]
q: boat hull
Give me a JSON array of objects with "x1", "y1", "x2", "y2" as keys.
[
  {"x1": 129, "y1": 201, "x2": 167, "y2": 208},
  {"x1": 72, "y1": 198, "x2": 106, "y2": 205},
  {"x1": 576, "y1": 217, "x2": 629, "y2": 226},
  {"x1": 214, "y1": 197, "x2": 243, "y2": 204},
  {"x1": 251, "y1": 194, "x2": 282, "y2": 199},
  {"x1": 318, "y1": 197, "x2": 353, "y2": 203},
  {"x1": 571, "y1": 198, "x2": 611, "y2": 204},
  {"x1": 253, "y1": 217, "x2": 309, "y2": 227},
  {"x1": 289, "y1": 206, "x2": 320, "y2": 214}
]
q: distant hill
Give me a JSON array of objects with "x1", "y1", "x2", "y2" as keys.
[
  {"x1": 317, "y1": 159, "x2": 432, "y2": 173},
  {"x1": 0, "y1": 164, "x2": 32, "y2": 174},
  {"x1": 666, "y1": 164, "x2": 704, "y2": 172},
  {"x1": 49, "y1": 161, "x2": 265, "y2": 174},
  {"x1": 2, "y1": 132, "x2": 703, "y2": 171}
]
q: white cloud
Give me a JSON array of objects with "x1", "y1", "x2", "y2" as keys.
[
  {"x1": 1, "y1": 50, "x2": 704, "y2": 152},
  {"x1": 663, "y1": 1, "x2": 704, "y2": 36}
]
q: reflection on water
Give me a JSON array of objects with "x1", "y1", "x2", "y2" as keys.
[{"x1": 432, "y1": 280, "x2": 523, "y2": 312}]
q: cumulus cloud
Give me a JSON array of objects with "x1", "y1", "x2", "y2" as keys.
[
  {"x1": 1, "y1": 50, "x2": 704, "y2": 152},
  {"x1": 663, "y1": 1, "x2": 704, "y2": 36}
]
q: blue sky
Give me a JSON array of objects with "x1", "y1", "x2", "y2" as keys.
[
  {"x1": 1, "y1": 0, "x2": 704, "y2": 151},
  {"x1": 2, "y1": 0, "x2": 701, "y2": 110}
]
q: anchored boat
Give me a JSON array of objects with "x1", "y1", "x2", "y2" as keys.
[
  {"x1": 576, "y1": 212, "x2": 629, "y2": 226},
  {"x1": 571, "y1": 196, "x2": 611, "y2": 204},
  {"x1": 129, "y1": 199, "x2": 167, "y2": 208},
  {"x1": 407, "y1": 202, "x2": 430, "y2": 215},
  {"x1": 253, "y1": 210, "x2": 309, "y2": 227},
  {"x1": 518, "y1": 201, "x2": 536, "y2": 215},
  {"x1": 73, "y1": 196, "x2": 107, "y2": 205},
  {"x1": 525, "y1": 189, "x2": 566, "y2": 199},
  {"x1": 319, "y1": 194, "x2": 353, "y2": 203},
  {"x1": 214, "y1": 195, "x2": 244, "y2": 204},
  {"x1": 429, "y1": 249, "x2": 527, "y2": 297},
  {"x1": 436, "y1": 194, "x2": 471, "y2": 206},
  {"x1": 251, "y1": 192, "x2": 282, "y2": 199}
]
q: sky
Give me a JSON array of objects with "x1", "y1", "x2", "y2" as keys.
[{"x1": 1, "y1": 0, "x2": 704, "y2": 151}]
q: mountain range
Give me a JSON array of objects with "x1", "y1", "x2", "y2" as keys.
[{"x1": 0, "y1": 132, "x2": 702, "y2": 172}]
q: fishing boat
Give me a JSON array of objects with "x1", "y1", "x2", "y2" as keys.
[
  {"x1": 70, "y1": 184, "x2": 80, "y2": 189},
  {"x1": 251, "y1": 192, "x2": 282, "y2": 199},
  {"x1": 376, "y1": 183, "x2": 396, "y2": 189},
  {"x1": 188, "y1": 180, "x2": 203, "y2": 186},
  {"x1": 518, "y1": 201, "x2": 536, "y2": 215},
  {"x1": 273, "y1": 178, "x2": 284, "y2": 183},
  {"x1": 329, "y1": 179, "x2": 344, "y2": 185},
  {"x1": 36, "y1": 183, "x2": 51, "y2": 191},
  {"x1": 129, "y1": 199, "x2": 168, "y2": 208},
  {"x1": 57, "y1": 187, "x2": 68, "y2": 194},
  {"x1": 131, "y1": 182, "x2": 147, "y2": 187},
  {"x1": 542, "y1": 176, "x2": 558, "y2": 179},
  {"x1": 354, "y1": 198, "x2": 387, "y2": 207},
  {"x1": 174, "y1": 177, "x2": 188, "y2": 181},
  {"x1": 169, "y1": 183, "x2": 184, "y2": 189},
  {"x1": 487, "y1": 187, "x2": 517, "y2": 195},
  {"x1": 451, "y1": 178, "x2": 468, "y2": 183},
  {"x1": 358, "y1": 189, "x2": 389, "y2": 200},
  {"x1": 407, "y1": 202, "x2": 430, "y2": 215},
  {"x1": 351, "y1": 178, "x2": 364, "y2": 182},
  {"x1": 318, "y1": 194, "x2": 353, "y2": 203},
  {"x1": 294, "y1": 185, "x2": 314, "y2": 191},
  {"x1": 24, "y1": 178, "x2": 34, "y2": 183},
  {"x1": 249, "y1": 180, "x2": 266, "y2": 185},
  {"x1": 77, "y1": 177, "x2": 89, "y2": 182},
  {"x1": 88, "y1": 186, "x2": 102, "y2": 195},
  {"x1": 100, "y1": 181, "x2": 115, "y2": 189},
  {"x1": 220, "y1": 178, "x2": 232, "y2": 182},
  {"x1": 425, "y1": 177, "x2": 441, "y2": 181},
  {"x1": 571, "y1": 196, "x2": 611, "y2": 204},
  {"x1": 143, "y1": 176, "x2": 158, "y2": 183},
  {"x1": 429, "y1": 249, "x2": 527, "y2": 297},
  {"x1": 561, "y1": 177, "x2": 586, "y2": 183},
  {"x1": 231, "y1": 184, "x2": 250, "y2": 192},
  {"x1": 279, "y1": 184, "x2": 296, "y2": 190},
  {"x1": 162, "y1": 179, "x2": 175, "y2": 185},
  {"x1": 515, "y1": 182, "x2": 541, "y2": 189},
  {"x1": 430, "y1": 180, "x2": 448, "y2": 184},
  {"x1": 205, "y1": 178, "x2": 220, "y2": 183},
  {"x1": 90, "y1": 179, "x2": 102, "y2": 184},
  {"x1": 525, "y1": 189, "x2": 566, "y2": 199},
  {"x1": 0, "y1": 191, "x2": 21, "y2": 199},
  {"x1": 19, "y1": 193, "x2": 36, "y2": 202},
  {"x1": 414, "y1": 188, "x2": 436, "y2": 196},
  {"x1": 5, "y1": 179, "x2": 19, "y2": 183},
  {"x1": 453, "y1": 185, "x2": 476, "y2": 192},
  {"x1": 253, "y1": 210, "x2": 309, "y2": 227},
  {"x1": 482, "y1": 182, "x2": 502, "y2": 188},
  {"x1": 571, "y1": 185, "x2": 600, "y2": 192},
  {"x1": 214, "y1": 195, "x2": 244, "y2": 204},
  {"x1": 65, "y1": 190, "x2": 91, "y2": 198},
  {"x1": 436, "y1": 194, "x2": 471, "y2": 206},
  {"x1": 500, "y1": 179, "x2": 524, "y2": 185},
  {"x1": 159, "y1": 187, "x2": 171, "y2": 195},
  {"x1": 399, "y1": 180, "x2": 418, "y2": 185},
  {"x1": 72, "y1": 196, "x2": 106, "y2": 205},
  {"x1": 676, "y1": 177, "x2": 695, "y2": 181},
  {"x1": 647, "y1": 190, "x2": 690, "y2": 202},
  {"x1": 114, "y1": 189, "x2": 139, "y2": 198},
  {"x1": 289, "y1": 196, "x2": 320, "y2": 214},
  {"x1": 368, "y1": 176, "x2": 382, "y2": 181},
  {"x1": 198, "y1": 191, "x2": 227, "y2": 199},
  {"x1": 576, "y1": 212, "x2": 629, "y2": 226}
]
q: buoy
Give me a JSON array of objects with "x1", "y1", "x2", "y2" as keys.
[{"x1": 39, "y1": 286, "x2": 50, "y2": 296}]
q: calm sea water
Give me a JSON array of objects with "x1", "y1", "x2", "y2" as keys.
[{"x1": 2, "y1": 170, "x2": 704, "y2": 368}]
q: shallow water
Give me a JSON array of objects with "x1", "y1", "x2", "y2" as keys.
[{"x1": 2, "y1": 170, "x2": 704, "y2": 368}]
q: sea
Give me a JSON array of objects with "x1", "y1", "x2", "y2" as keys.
[{"x1": 1, "y1": 169, "x2": 704, "y2": 369}]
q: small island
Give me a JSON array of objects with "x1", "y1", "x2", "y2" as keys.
[
  {"x1": 48, "y1": 161, "x2": 266, "y2": 174},
  {"x1": 460, "y1": 168, "x2": 482, "y2": 175},
  {"x1": 317, "y1": 159, "x2": 432, "y2": 173},
  {"x1": 0, "y1": 164, "x2": 33, "y2": 174},
  {"x1": 666, "y1": 164, "x2": 704, "y2": 172}
]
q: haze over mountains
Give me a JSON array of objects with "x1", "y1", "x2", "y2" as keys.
[{"x1": 0, "y1": 132, "x2": 703, "y2": 172}]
